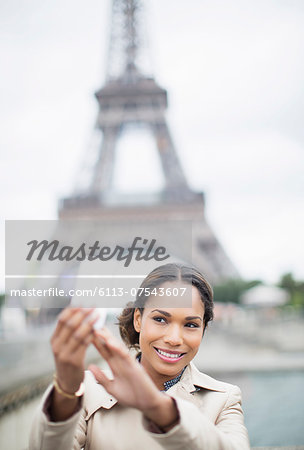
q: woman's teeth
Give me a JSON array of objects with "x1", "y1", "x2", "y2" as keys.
[{"x1": 156, "y1": 349, "x2": 183, "y2": 359}]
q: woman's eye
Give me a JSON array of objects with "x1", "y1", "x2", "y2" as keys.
[
  {"x1": 185, "y1": 322, "x2": 199, "y2": 328},
  {"x1": 153, "y1": 316, "x2": 166, "y2": 323}
]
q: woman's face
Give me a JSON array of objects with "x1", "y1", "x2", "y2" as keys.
[{"x1": 133, "y1": 282, "x2": 205, "y2": 386}]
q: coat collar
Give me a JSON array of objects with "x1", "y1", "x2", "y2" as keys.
[
  {"x1": 180, "y1": 362, "x2": 228, "y2": 393},
  {"x1": 84, "y1": 362, "x2": 228, "y2": 420}
]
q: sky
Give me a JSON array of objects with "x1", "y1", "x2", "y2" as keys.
[{"x1": 1, "y1": 0, "x2": 304, "y2": 290}]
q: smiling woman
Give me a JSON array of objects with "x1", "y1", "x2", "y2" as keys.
[{"x1": 29, "y1": 263, "x2": 250, "y2": 450}]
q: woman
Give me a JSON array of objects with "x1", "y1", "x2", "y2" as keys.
[{"x1": 29, "y1": 263, "x2": 250, "y2": 449}]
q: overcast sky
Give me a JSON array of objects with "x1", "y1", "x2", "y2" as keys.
[{"x1": 1, "y1": 0, "x2": 304, "y2": 290}]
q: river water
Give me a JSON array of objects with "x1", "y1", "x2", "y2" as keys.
[{"x1": 224, "y1": 370, "x2": 304, "y2": 447}]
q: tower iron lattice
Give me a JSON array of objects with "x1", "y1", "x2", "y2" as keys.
[{"x1": 59, "y1": 0, "x2": 238, "y2": 282}]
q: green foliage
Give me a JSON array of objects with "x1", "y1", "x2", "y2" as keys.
[
  {"x1": 278, "y1": 273, "x2": 304, "y2": 307},
  {"x1": 0, "y1": 293, "x2": 4, "y2": 309},
  {"x1": 213, "y1": 279, "x2": 262, "y2": 304}
]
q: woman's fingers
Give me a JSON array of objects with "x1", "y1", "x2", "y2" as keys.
[
  {"x1": 50, "y1": 307, "x2": 103, "y2": 398},
  {"x1": 51, "y1": 307, "x2": 79, "y2": 342},
  {"x1": 59, "y1": 308, "x2": 95, "y2": 344},
  {"x1": 68, "y1": 313, "x2": 99, "y2": 353},
  {"x1": 93, "y1": 328, "x2": 124, "y2": 358},
  {"x1": 93, "y1": 331, "x2": 112, "y2": 360},
  {"x1": 71, "y1": 332, "x2": 95, "y2": 364},
  {"x1": 93, "y1": 328, "x2": 133, "y2": 380},
  {"x1": 95, "y1": 328, "x2": 129, "y2": 357},
  {"x1": 88, "y1": 364, "x2": 112, "y2": 391},
  {"x1": 51, "y1": 308, "x2": 96, "y2": 360}
]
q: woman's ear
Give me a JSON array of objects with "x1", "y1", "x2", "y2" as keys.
[{"x1": 133, "y1": 308, "x2": 142, "y2": 333}]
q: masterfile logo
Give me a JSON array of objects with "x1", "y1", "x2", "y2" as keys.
[{"x1": 26, "y1": 237, "x2": 170, "y2": 267}]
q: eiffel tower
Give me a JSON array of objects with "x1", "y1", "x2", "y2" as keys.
[{"x1": 58, "y1": 0, "x2": 238, "y2": 283}]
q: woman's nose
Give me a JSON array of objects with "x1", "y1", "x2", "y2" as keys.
[{"x1": 163, "y1": 325, "x2": 183, "y2": 346}]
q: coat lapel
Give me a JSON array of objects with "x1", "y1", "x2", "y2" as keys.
[
  {"x1": 167, "y1": 363, "x2": 228, "y2": 408},
  {"x1": 84, "y1": 370, "x2": 118, "y2": 420}
]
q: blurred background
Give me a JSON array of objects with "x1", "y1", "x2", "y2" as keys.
[{"x1": 1, "y1": 0, "x2": 304, "y2": 448}]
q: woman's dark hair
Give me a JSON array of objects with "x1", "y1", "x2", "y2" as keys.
[{"x1": 118, "y1": 263, "x2": 214, "y2": 349}]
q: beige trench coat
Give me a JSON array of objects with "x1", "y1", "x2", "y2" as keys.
[{"x1": 29, "y1": 363, "x2": 250, "y2": 450}]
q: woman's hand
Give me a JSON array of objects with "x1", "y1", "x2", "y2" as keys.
[
  {"x1": 89, "y1": 328, "x2": 179, "y2": 430},
  {"x1": 50, "y1": 307, "x2": 98, "y2": 421},
  {"x1": 51, "y1": 308, "x2": 98, "y2": 393}
]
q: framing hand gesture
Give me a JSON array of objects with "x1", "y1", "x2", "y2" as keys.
[{"x1": 89, "y1": 328, "x2": 179, "y2": 430}]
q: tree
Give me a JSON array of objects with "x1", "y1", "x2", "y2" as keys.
[
  {"x1": 213, "y1": 279, "x2": 261, "y2": 304},
  {"x1": 278, "y1": 273, "x2": 304, "y2": 308},
  {"x1": 0, "y1": 293, "x2": 4, "y2": 309}
]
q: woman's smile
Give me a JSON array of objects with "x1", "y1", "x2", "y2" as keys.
[{"x1": 154, "y1": 347, "x2": 186, "y2": 363}]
